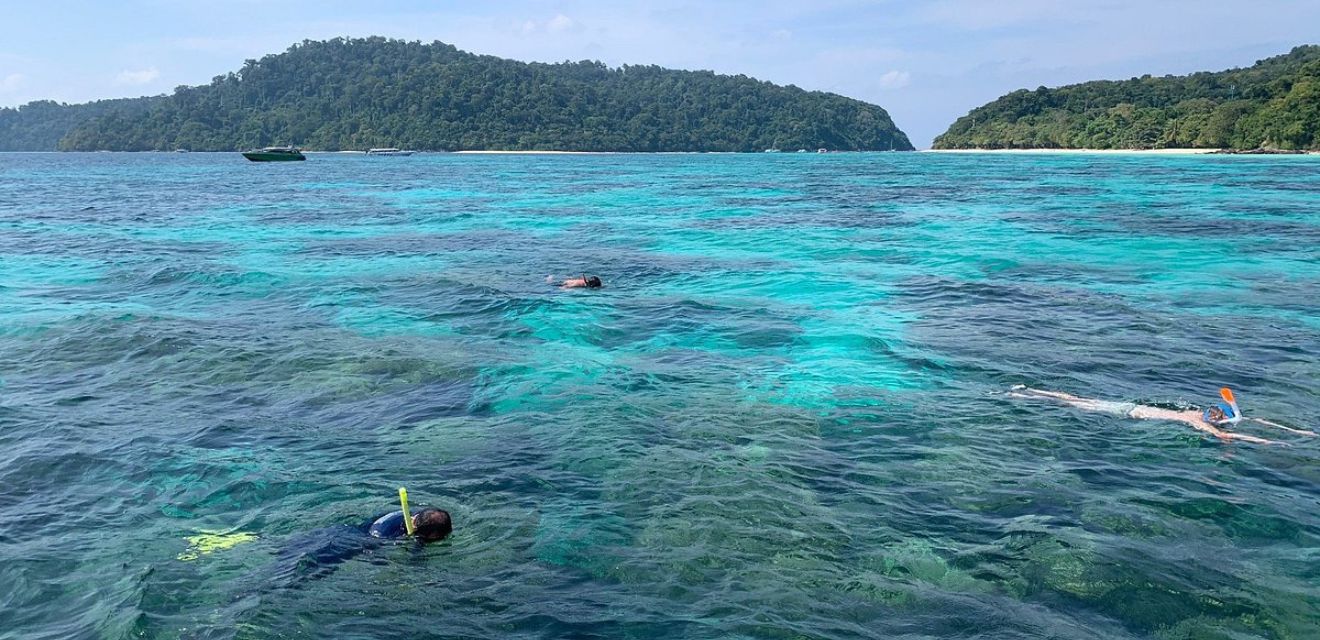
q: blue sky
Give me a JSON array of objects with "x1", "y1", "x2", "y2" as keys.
[{"x1": 2, "y1": 1, "x2": 1316, "y2": 147}]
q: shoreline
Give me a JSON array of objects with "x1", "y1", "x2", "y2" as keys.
[
  {"x1": 923, "y1": 148, "x2": 1217, "y2": 155},
  {"x1": 5, "y1": 148, "x2": 1314, "y2": 156},
  {"x1": 451, "y1": 150, "x2": 612, "y2": 155},
  {"x1": 922, "y1": 148, "x2": 1319, "y2": 155}
]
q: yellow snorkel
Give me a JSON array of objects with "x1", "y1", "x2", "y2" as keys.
[{"x1": 399, "y1": 487, "x2": 416, "y2": 536}]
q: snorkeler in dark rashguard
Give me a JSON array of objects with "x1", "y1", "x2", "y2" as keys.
[{"x1": 267, "y1": 508, "x2": 452, "y2": 584}]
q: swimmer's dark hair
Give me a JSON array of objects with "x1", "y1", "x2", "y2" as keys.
[
  {"x1": 413, "y1": 508, "x2": 452, "y2": 542},
  {"x1": 585, "y1": 276, "x2": 602, "y2": 288}
]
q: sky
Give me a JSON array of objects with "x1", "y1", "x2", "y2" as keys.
[{"x1": 2, "y1": 1, "x2": 1317, "y2": 147}]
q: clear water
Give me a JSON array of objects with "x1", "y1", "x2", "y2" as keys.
[{"x1": 1, "y1": 152, "x2": 1317, "y2": 640}]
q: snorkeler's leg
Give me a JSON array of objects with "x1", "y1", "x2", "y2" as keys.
[
  {"x1": 1014, "y1": 388, "x2": 1094, "y2": 402},
  {"x1": 251, "y1": 525, "x2": 371, "y2": 591},
  {"x1": 1010, "y1": 387, "x2": 1134, "y2": 415}
]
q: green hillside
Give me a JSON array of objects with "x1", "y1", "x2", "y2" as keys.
[
  {"x1": 49, "y1": 37, "x2": 911, "y2": 152},
  {"x1": 934, "y1": 45, "x2": 1320, "y2": 150},
  {"x1": 0, "y1": 97, "x2": 160, "y2": 151}
]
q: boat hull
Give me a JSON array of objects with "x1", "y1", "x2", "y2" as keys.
[{"x1": 242, "y1": 152, "x2": 305, "y2": 162}]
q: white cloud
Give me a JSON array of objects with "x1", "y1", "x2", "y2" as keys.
[
  {"x1": 546, "y1": 14, "x2": 575, "y2": 33},
  {"x1": 878, "y1": 69, "x2": 911, "y2": 89},
  {"x1": 514, "y1": 14, "x2": 578, "y2": 36},
  {"x1": 115, "y1": 67, "x2": 160, "y2": 86},
  {"x1": 0, "y1": 73, "x2": 24, "y2": 92}
]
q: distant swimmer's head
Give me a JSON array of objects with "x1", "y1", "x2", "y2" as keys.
[
  {"x1": 1203, "y1": 403, "x2": 1237, "y2": 426},
  {"x1": 585, "y1": 276, "x2": 603, "y2": 288},
  {"x1": 412, "y1": 508, "x2": 453, "y2": 542}
]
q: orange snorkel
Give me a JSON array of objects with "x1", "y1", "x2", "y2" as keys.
[{"x1": 1219, "y1": 387, "x2": 1243, "y2": 424}]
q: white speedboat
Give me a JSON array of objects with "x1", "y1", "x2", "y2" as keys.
[{"x1": 366, "y1": 148, "x2": 415, "y2": 156}]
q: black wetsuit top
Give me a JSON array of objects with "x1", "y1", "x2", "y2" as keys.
[
  {"x1": 267, "y1": 511, "x2": 416, "y2": 585},
  {"x1": 366, "y1": 510, "x2": 410, "y2": 538}
]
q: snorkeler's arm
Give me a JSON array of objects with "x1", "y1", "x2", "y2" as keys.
[
  {"x1": 1184, "y1": 419, "x2": 1275, "y2": 444},
  {"x1": 1185, "y1": 418, "x2": 1224, "y2": 439},
  {"x1": 1246, "y1": 417, "x2": 1317, "y2": 437},
  {"x1": 1219, "y1": 431, "x2": 1275, "y2": 444}
]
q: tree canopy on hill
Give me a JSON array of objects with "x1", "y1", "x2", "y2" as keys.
[
  {"x1": 50, "y1": 37, "x2": 911, "y2": 152},
  {"x1": 934, "y1": 45, "x2": 1320, "y2": 150},
  {"x1": 0, "y1": 97, "x2": 160, "y2": 151}
]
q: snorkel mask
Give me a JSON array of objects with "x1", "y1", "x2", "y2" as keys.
[
  {"x1": 1203, "y1": 387, "x2": 1243, "y2": 427},
  {"x1": 1203, "y1": 403, "x2": 1238, "y2": 426}
]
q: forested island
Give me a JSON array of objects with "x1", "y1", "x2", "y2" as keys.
[
  {"x1": 0, "y1": 97, "x2": 160, "y2": 151},
  {"x1": 1, "y1": 37, "x2": 912, "y2": 153},
  {"x1": 934, "y1": 45, "x2": 1320, "y2": 151}
]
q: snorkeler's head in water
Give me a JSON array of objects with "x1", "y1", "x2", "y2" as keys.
[
  {"x1": 1203, "y1": 403, "x2": 1238, "y2": 427},
  {"x1": 412, "y1": 508, "x2": 453, "y2": 542},
  {"x1": 556, "y1": 274, "x2": 603, "y2": 289},
  {"x1": 1205, "y1": 405, "x2": 1228, "y2": 424}
]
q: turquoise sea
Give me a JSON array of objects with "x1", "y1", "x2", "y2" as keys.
[{"x1": 1, "y1": 151, "x2": 1318, "y2": 639}]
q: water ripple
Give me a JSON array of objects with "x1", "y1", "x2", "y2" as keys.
[{"x1": 0, "y1": 152, "x2": 1317, "y2": 639}]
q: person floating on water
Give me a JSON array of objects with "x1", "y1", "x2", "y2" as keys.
[
  {"x1": 548, "y1": 274, "x2": 603, "y2": 289},
  {"x1": 264, "y1": 489, "x2": 451, "y2": 587},
  {"x1": 1009, "y1": 385, "x2": 1315, "y2": 445}
]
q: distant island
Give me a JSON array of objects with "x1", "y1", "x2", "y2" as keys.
[
  {"x1": 0, "y1": 37, "x2": 912, "y2": 153},
  {"x1": 0, "y1": 96, "x2": 159, "y2": 152},
  {"x1": 934, "y1": 45, "x2": 1320, "y2": 151}
]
